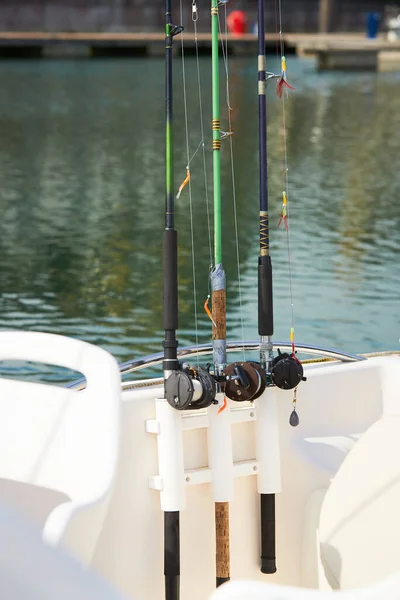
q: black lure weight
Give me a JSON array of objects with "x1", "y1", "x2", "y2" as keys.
[{"x1": 289, "y1": 409, "x2": 299, "y2": 427}]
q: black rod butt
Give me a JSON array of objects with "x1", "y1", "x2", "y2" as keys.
[
  {"x1": 164, "y1": 511, "x2": 180, "y2": 600},
  {"x1": 261, "y1": 558, "x2": 277, "y2": 574},
  {"x1": 165, "y1": 576, "x2": 180, "y2": 600},
  {"x1": 260, "y1": 493, "x2": 276, "y2": 574},
  {"x1": 216, "y1": 577, "x2": 230, "y2": 588}
]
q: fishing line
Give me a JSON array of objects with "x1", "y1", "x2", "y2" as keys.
[
  {"x1": 187, "y1": 140, "x2": 204, "y2": 169},
  {"x1": 192, "y1": 0, "x2": 214, "y2": 270},
  {"x1": 276, "y1": 0, "x2": 296, "y2": 344},
  {"x1": 179, "y1": 0, "x2": 200, "y2": 363},
  {"x1": 218, "y1": 3, "x2": 246, "y2": 362},
  {"x1": 274, "y1": 0, "x2": 280, "y2": 56}
]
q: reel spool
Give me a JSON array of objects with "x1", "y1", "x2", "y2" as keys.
[
  {"x1": 223, "y1": 361, "x2": 267, "y2": 402},
  {"x1": 270, "y1": 349, "x2": 306, "y2": 390},
  {"x1": 165, "y1": 365, "x2": 216, "y2": 410}
]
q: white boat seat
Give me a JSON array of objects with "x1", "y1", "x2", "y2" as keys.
[
  {"x1": 318, "y1": 414, "x2": 400, "y2": 590},
  {"x1": 0, "y1": 331, "x2": 121, "y2": 566},
  {"x1": 0, "y1": 499, "x2": 127, "y2": 600},
  {"x1": 301, "y1": 414, "x2": 400, "y2": 590},
  {"x1": 0, "y1": 478, "x2": 70, "y2": 528}
]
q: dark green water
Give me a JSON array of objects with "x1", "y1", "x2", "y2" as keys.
[{"x1": 0, "y1": 56, "x2": 399, "y2": 381}]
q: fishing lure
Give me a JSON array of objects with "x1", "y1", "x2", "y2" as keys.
[
  {"x1": 176, "y1": 167, "x2": 190, "y2": 199},
  {"x1": 277, "y1": 191, "x2": 288, "y2": 230},
  {"x1": 276, "y1": 56, "x2": 295, "y2": 99},
  {"x1": 204, "y1": 295, "x2": 217, "y2": 327},
  {"x1": 217, "y1": 396, "x2": 228, "y2": 414}
]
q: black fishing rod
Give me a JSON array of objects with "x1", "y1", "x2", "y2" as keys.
[
  {"x1": 256, "y1": 0, "x2": 276, "y2": 576},
  {"x1": 256, "y1": 0, "x2": 306, "y2": 575},
  {"x1": 163, "y1": 3, "x2": 182, "y2": 599},
  {"x1": 162, "y1": 4, "x2": 218, "y2": 599}
]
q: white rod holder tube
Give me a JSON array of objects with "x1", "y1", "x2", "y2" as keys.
[
  {"x1": 255, "y1": 388, "x2": 281, "y2": 494},
  {"x1": 207, "y1": 395, "x2": 234, "y2": 502},
  {"x1": 155, "y1": 398, "x2": 185, "y2": 511}
]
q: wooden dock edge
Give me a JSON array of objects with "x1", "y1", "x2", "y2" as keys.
[{"x1": 0, "y1": 32, "x2": 400, "y2": 69}]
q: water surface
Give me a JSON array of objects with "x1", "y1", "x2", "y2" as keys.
[{"x1": 0, "y1": 56, "x2": 399, "y2": 381}]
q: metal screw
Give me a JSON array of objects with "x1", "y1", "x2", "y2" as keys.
[
  {"x1": 186, "y1": 476, "x2": 190, "y2": 483},
  {"x1": 250, "y1": 411, "x2": 254, "y2": 418},
  {"x1": 253, "y1": 466, "x2": 257, "y2": 472}
]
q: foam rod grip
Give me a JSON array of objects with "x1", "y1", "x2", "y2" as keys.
[
  {"x1": 215, "y1": 501, "x2": 230, "y2": 587},
  {"x1": 260, "y1": 493, "x2": 276, "y2": 574},
  {"x1": 163, "y1": 229, "x2": 178, "y2": 331},
  {"x1": 258, "y1": 255, "x2": 273, "y2": 337}
]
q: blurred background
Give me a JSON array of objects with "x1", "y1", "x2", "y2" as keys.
[{"x1": 0, "y1": 0, "x2": 393, "y2": 34}]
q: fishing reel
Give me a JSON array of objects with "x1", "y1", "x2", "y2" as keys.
[
  {"x1": 270, "y1": 349, "x2": 306, "y2": 390},
  {"x1": 165, "y1": 350, "x2": 306, "y2": 410},
  {"x1": 165, "y1": 364, "x2": 216, "y2": 411},
  {"x1": 223, "y1": 361, "x2": 267, "y2": 402},
  {"x1": 222, "y1": 350, "x2": 306, "y2": 401}
]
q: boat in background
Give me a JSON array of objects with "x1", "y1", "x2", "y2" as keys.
[{"x1": 0, "y1": 1, "x2": 399, "y2": 599}]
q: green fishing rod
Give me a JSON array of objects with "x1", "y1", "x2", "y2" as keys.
[{"x1": 210, "y1": 0, "x2": 229, "y2": 588}]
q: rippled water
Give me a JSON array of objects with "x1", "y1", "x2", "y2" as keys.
[{"x1": 0, "y1": 56, "x2": 399, "y2": 381}]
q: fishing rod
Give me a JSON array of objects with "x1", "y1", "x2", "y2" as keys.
[
  {"x1": 210, "y1": 0, "x2": 231, "y2": 588},
  {"x1": 162, "y1": 4, "x2": 184, "y2": 600},
  {"x1": 162, "y1": 4, "x2": 217, "y2": 600},
  {"x1": 256, "y1": 0, "x2": 277, "y2": 575},
  {"x1": 209, "y1": 0, "x2": 276, "y2": 586},
  {"x1": 256, "y1": 0, "x2": 306, "y2": 575}
]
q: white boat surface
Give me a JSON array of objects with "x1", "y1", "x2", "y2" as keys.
[{"x1": 0, "y1": 330, "x2": 399, "y2": 599}]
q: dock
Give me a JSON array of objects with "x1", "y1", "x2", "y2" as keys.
[
  {"x1": 295, "y1": 35, "x2": 400, "y2": 71},
  {"x1": 0, "y1": 31, "x2": 297, "y2": 55},
  {"x1": 0, "y1": 32, "x2": 400, "y2": 69}
]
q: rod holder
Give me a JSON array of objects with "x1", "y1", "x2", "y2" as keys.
[
  {"x1": 155, "y1": 397, "x2": 185, "y2": 512},
  {"x1": 255, "y1": 388, "x2": 281, "y2": 494},
  {"x1": 255, "y1": 387, "x2": 281, "y2": 575},
  {"x1": 207, "y1": 395, "x2": 234, "y2": 502}
]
